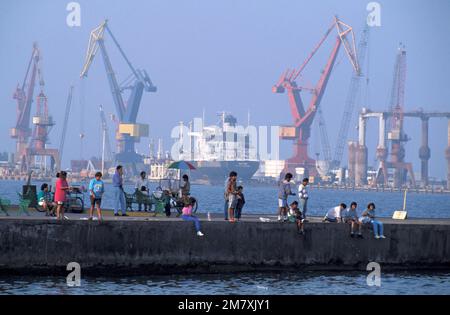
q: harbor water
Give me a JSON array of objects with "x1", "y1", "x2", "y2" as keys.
[{"x1": 1, "y1": 271, "x2": 450, "y2": 295}]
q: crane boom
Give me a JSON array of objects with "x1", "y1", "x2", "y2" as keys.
[
  {"x1": 58, "y1": 85, "x2": 74, "y2": 168},
  {"x1": 80, "y1": 20, "x2": 157, "y2": 166},
  {"x1": 99, "y1": 105, "x2": 113, "y2": 162},
  {"x1": 273, "y1": 16, "x2": 359, "y2": 176},
  {"x1": 332, "y1": 25, "x2": 369, "y2": 168}
]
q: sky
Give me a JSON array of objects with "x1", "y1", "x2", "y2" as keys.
[{"x1": 0, "y1": 0, "x2": 449, "y2": 179}]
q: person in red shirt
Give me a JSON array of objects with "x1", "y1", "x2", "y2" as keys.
[{"x1": 55, "y1": 171, "x2": 71, "y2": 220}]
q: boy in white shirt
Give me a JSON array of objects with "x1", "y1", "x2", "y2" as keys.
[{"x1": 323, "y1": 203, "x2": 347, "y2": 223}]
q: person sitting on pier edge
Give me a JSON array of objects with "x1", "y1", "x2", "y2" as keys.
[
  {"x1": 223, "y1": 171, "x2": 237, "y2": 220},
  {"x1": 235, "y1": 185, "x2": 245, "y2": 221},
  {"x1": 88, "y1": 171, "x2": 104, "y2": 221},
  {"x1": 38, "y1": 183, "x2": 55, "y2": 217},
  {"x1": 181, "y1": 197, "x2": 204, "y2": 237},
  {"x1": 298, "y1": 177, "x2": 309, "y2": 222},
  {"x1": 323, "y1": 203, "x2": 346, "y2": 223},
  {"x1": 112, "y1": 165, "x2": 127, "y2": 217},
  {"x1": 343, "y1": 201, "x2": 363, "y2": 238},
  {"x1": 135, "y1": 171, "x2": 150, "y2": 212},
  {"x1": 288, "y1": 201, "x2": 305, "y2": 235},
  {"x1": 360, "y1": 202, "x2": 386, "y2": 239},
  {"x1": 278, "y1": 173, "x2": 295, "y2": 222}
]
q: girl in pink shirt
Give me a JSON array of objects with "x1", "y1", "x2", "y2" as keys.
[{"x1": 181, "y1": 197, "x2": 204, "y2": 236}]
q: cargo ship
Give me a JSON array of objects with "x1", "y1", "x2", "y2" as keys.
[{"x1": 179, "y1": 112, "x2": 260, "y2": 184}]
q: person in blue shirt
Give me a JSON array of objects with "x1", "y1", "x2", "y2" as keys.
[
  {"x1": 112, "y1": 165, "x2": 127, "y2": 216},
  {"x1": 89, "y1": 171, "x2": 105, "y2": 220}
]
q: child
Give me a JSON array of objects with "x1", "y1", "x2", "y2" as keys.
[
  {"x1": 360, "y1": 202, "x2": 386, "y2": 239},
  {"x1": 89, "y1": 171, "x2": 105, "y2": 220},
  {"x1": 298, "y1": 177, "x2": 309, "y2": 221},
  {"x1": 288, "y1": 201, "x2": 305, "y2": 235},
  {"x1": 37, "y1": 183, "x2": 55, "y2": 217},
  {"x1": 235, "y1": 185, "x2": 245, "y2": 221},
  {"x1": 181, "y1": 197, "x2": 204, "y2": 236},
  {"x1": 343, "y1": 201, "x2": 363, "y2": 238},
  {"x1": 323, "y1": 203, "x2": 347, "y2": 223}
]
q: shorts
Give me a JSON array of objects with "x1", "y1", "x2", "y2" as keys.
[
  {"x1": 278, "y1": 199, "x2": 288, "y2": 208},
  {"x1": 325, "y1": 216, "x2": 338, "y2": 223},
  {"x1": 344, "y1": 218, "x2": 358, "y2": 224},
  {"x1": 90, "y1": 196, "x2": 102, "y2": 206},
  {"x1": 56, "y1": 201, "x2": 65, "y2": 205}
]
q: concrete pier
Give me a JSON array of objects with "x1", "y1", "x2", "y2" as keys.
[{"x1": 1, "y1": 214, "x2": 450, "y2": 275}]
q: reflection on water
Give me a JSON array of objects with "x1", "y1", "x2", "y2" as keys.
[{"x1": 1, "y1": 271, "x2": 450, "y2": 295}]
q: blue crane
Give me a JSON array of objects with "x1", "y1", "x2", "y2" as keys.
[{"x1": 80, "y1": 20, "x2": 156, "y2": 166}]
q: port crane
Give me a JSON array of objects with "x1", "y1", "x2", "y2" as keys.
[
  {"x1": 80, "y1": 20, "x2": 156, "y2": 170},
  {"x1": 58, "y1": 85, "x2": 74, "y2": 169},
  {"x1": 332, "y1": 25, "x2": 370, "y2": 169},
  {"x1": 375, "y1": 44, "x2": 416, "y2": 188},
  {"x1": 99, "y1": 104, "x2": 114, "y2": 175},
  {"x1": 273, "y1": 16, "x2": 359, "y2": 177},
  {"x1": 11, "y1": 43, "x2": 41, "y2": 172}
]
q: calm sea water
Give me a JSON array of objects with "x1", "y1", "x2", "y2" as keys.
[
  {"x1": 1, "y1": 180, "x2": 449, "y2": 218},
  {"x1": 1, "y1": 180, "x2": 450, "y2": 295},
  {"x1": 1, "y1": 271, "x2": 450, "y2": 295}
]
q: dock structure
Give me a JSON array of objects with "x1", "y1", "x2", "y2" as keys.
[
  {"x1": 1, "y1": 213, "x2": 450, "y2": 274},
  {"x1": 351, "y1": 108, "x2": 450, "y2": 189}
]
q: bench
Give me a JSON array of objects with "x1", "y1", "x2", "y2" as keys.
[
  {"x1": 124, "y1": 190, "x2": 153, "y2": 212},
  {"x1": 0, "y1": 198, "x2": 11, "y2": 216}
]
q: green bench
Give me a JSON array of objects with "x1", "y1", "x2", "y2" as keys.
[{"x1": 0, "y1": 198, "x2": 11, "y2": 216}]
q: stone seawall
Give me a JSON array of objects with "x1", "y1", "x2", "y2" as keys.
[{"x1": 0, "y1": 218, "x2": 449, "y2": 274}]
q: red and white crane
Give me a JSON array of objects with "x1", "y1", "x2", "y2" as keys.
[
  {"x1": 273, "y1": 16, "x2": 359, "y2": 178},
  {"x1": 11, "y1": 43, "x2": 41, "y2": 172}
]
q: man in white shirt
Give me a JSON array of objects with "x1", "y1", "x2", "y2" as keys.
[
  {"x1": 135, "y1": 171, "x2": 150, "y2": 211},
  {"x1": 323, "y1": 203, "x2": 347, "y2": 223},
  {"x1": 298, "y1": 178, "x2": 309, "y2": 221}
]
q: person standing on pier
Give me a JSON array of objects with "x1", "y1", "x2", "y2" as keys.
[
  {"x1": 298, "y1": 178, "x2": 309, "y2": 222},
  {"x1": 224, "y1": 171, "x2": 237, "y2": 220},
  {"x1": 88, "y1": 172, "x2": 104, "y2": 220},
  {"x1": 277, "y1": 173, "x2": 295, "y2": 222},
  {"x1": 361, "y1": 203, "x2": 386, "y2": 239},
  {"x1": 226, "y1": 174, "x2": 238, "y2": 223},
  {"x1": 55, "y1": 171, "x2": 70, "y2": 220},
  {"x1": 235, "y1": 185, "x2": 245, "y2": 221},
  {"x1": 112, "y1": 165, "x2": 127, "y2": 217}
]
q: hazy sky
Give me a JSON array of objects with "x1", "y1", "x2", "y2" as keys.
[{"x1": 1, "y1": 0, "x2": 449, "y2": 179}]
